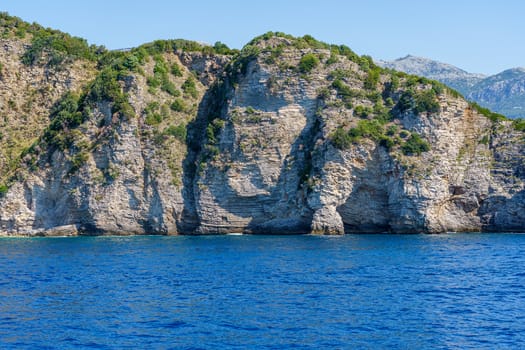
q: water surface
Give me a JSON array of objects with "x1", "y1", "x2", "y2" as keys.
[{"x1": 1, "y1": 234, "x2": 524, "y2": 349}]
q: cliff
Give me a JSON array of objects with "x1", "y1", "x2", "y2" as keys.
[{"x1": 0, "y1": 17, "x2": 524, "y2": 235}]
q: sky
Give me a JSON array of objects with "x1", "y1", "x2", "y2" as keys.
[{"x1": 2, "y1": 0, "x2": 523, "y2": 75}]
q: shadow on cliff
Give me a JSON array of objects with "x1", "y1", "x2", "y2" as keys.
[
  {"x1": 478, "y1": 189, "x2": 525, "y2": 232},
  {"x1": 326, "y1": 145, "x2": 398, "y2": 234},
  {"x1": 179, "y1": 74, "x2": 320, "y2": 234}
]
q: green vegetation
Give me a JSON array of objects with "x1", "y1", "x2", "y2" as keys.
[
  {"x1": 42, "y1": 92, "x2": 85, "y2": 150},
  {"x1": 330, "y1": 127, "x2": 353, "y2": 150},
  {"x1": 414, "y1": 89, "x2": 440, "y2": 114},
  {"x1": 264, "y1": 44, "x2": 284, "y2": 64},
  {"x1": 513, "y1": 118, "x2": 525, "y2": 132},
  {"x1": 331, "y1": 79, "x2": 361, "y2": 107},
  {"x1": 161, "y1": 80, "x2": 178, "y2": 96},
  {"x1": 144, "y1": 101, "x2": 164, "y2": 125},
  {"x1": 298, "y1": 53, "x2": 319, "y2": 73},
  {"x1": 248, "y1": 32, "x2": 329, "y2": 50},
  {"x1": 171, "y1": 63, "x2": 183, "y2": 77},
  {"x1": 69, "y1": 151, "x2": 88, "y2": 174},
  {"x1": 325, "y1": 54, "x2": 338, "y2": 65},
  {"x1": 316, "y1": 87, "x2": 331, "y2": 100},
  {"x1": 353, "y1": 105, "x2": 373, "y2": 119},
  {"x1": 170, "y1": 98, "x2": 186, "y2": 112},
  {"x1": 364, "y1": 67, "x2": 381, "y2": 90},
  {"x1": 396, "y1": 88, "x2": 440, "y2": 115},
  {"x1": 331, "y1": 120, "x2": 394, "y2": 152},
  {"x1": 469, "y1": 102, "x2": 507, "y2": 123},
  {"x1": 348, "y1": 119, "x2": 385, "y2": 142},
  {"x1": 329, "y1": 69, "x2": 352, "y2": 80},
  {"x1": 136, "y1": 39, "x2": 237, "y2": 57},
  {"x1": 146, "y1": 55, "x2": 180, "y2": 96},
  {"x1": 329, "y1": 44, "x2": 360, "y2": 64},
  {"x1": 401, "y1": 133, "x2": 431, "y2": 155},
  {"x1": 182, "y1": 77, "x2": 198, "y2": 98},
  {"x1": 330, "y1": 119, "x2": 430, "y2": 157},
  {"x1": 247, "y1": 32, "x2": 374, "y2": 71},
  {"x1": 89, "y1": 67, "x2": 135, "y2": 119},
  {"x1": 213, "y1": 41, "x2": 238, "y2": 55},
  {"x1": 8, "y1": 12, "x2": 104, "y2": 67},
  {"x1": 227, "y1": 44, "x2": 261, "y2": 83},
  {"x1": 0, "y1": 183, "x2": 8, "y2": 197},
  {"x1": 0, "y1": 12, "x2": 104, "y2": 66},
  {"x1": 201, "y1": 118, "x2": 225, "y2": 160},
  {"x1": 331, "y1": 120, "x2": 389, "y2": 149},
  {"x1": 164, "y1": 123, "x2": 187, "y2": 143}
]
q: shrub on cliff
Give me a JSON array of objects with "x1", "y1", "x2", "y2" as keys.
[
  {"x1": 164, "y1": 123, "x2": 187, "y2": 143},
  {"x1": 470, "y1": 102, "x2": 507, "y2": 123},
  {"x1": 414, "y1": 90, "x2": 440, "y2": 114},
  {"x1": 401, "y1": 133, "x2": 430, "y2": 155},
  {"x1": 0, "y1": 184, "x2": 8, "y2": 197},
  {"x1": 170, "y1": 98, "x2": 186, "y2": 112},
  {"x1": 364, "y1": 67, "x2": 381, "y2": 90},
  {"x1": 396, "y1": 89, "x2": 440, "y2": 115},
  {"x1": 513, "y1": 118, "x2": 525, "y2": 132},
  {"x1": 21, "y1": 27, "x2": 102, "y2": 66},
  {"x1": 330, "y1": 127, "x2": 353, "y2": 149},
  {"x1": 298, "y1": 53, "x2": 319, "y2": 73},
  {"x1": 182, "y1": 77, "x2": 198, "y2": 98}
]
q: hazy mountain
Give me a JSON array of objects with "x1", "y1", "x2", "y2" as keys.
[
  {"x1": 378, "y1": 55, "x2": 525, "y2": 119},
  {"x1": 467, "y1": 68, "x2": 525, "y2": 118},
  {"x1": 377, "y1": 55, "x2": 486, "y2": 93}
]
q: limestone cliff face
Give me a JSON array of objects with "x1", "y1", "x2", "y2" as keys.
[
  {"x1": 0, "y1": 30, "x2": 523, "y2": 236},
  {"x1": 0, "y1": 37, "x2": 96, "y2": 179}
]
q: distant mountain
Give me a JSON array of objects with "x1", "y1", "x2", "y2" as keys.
[
  {"x1": 377, "y1": 55, "x2": 486, "y2": 93},
  {"x1": 378, "y1": 55, "x2": 525, "y2": 119},
  {"x1": 467, "y1": 68, "x2": 525, "y2": 119}
]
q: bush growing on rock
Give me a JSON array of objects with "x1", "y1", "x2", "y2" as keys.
[
  {"x1": 401, "y1": 133, "x2": 431, "y2": 155},
  {"x1": 182, "y1": 77, "x2": 198, "y2": 98},
  {"x1": 298, "y1": 53, "x2": 319, "y2": 73},
  {"x1": 330, "y1": 127, "x2": 353, "y2": 150}
]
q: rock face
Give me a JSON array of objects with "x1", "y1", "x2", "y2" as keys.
[
  {"x1": 0, "y1": 26, "x2": 524, "y2": 236},
  {"x1": 378, "y1": 55, "x2": 525, "y2": 119}
]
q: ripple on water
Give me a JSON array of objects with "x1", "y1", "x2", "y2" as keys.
[{"x1": 0, "y1": 234, "x2": 525, "y2": 348}]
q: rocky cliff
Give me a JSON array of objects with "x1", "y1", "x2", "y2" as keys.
[{"x1": 0, "y1": 16, "x2": 524, "y2": 235}]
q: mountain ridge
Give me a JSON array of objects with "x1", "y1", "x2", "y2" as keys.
[
  {"x1": 0, "y1": 14, "x2": 524, "y2": 236},
  {"x1": 378, "y1": 55, "x2": 525, "y2": 119}
]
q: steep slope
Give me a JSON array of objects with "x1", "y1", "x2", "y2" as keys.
[
  {"x1": 188, "y1": 34, "x2": 522, "y2": 235},
  {"x1": 379, "y1": 55, "x2": 525, "y2": 119},
  {"x1": 0, "y1": 20, "x2": 524, "y2": 235},
  {"x1": 0, "y1": 13, "x2": 99, "y2": 191}
]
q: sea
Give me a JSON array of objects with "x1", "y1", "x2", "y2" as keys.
[{"x1": 1, "y1": 233, "x2": 525, "y2": 349}]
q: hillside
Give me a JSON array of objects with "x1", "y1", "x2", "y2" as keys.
[
  {"x1": 0, "y1": 14, "x2": 524, "y2": 235},
  {"x1": 377, "y1": 55, "x2": 486, "y2": 92},
  {"x1": 378, "y1": 55, "x2": 525, "y2": 119},
  {"x1": 467, "y1": 68, "x2": 525, "y2": 118}
]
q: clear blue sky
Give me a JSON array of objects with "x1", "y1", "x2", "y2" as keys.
[{"x1": 2, "y1": 0, "x2": 523, "y2": 75}]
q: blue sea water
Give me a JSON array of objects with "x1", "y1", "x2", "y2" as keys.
[{"x1": 1, "y1": 234, "x2": 525, "y2": 349}]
